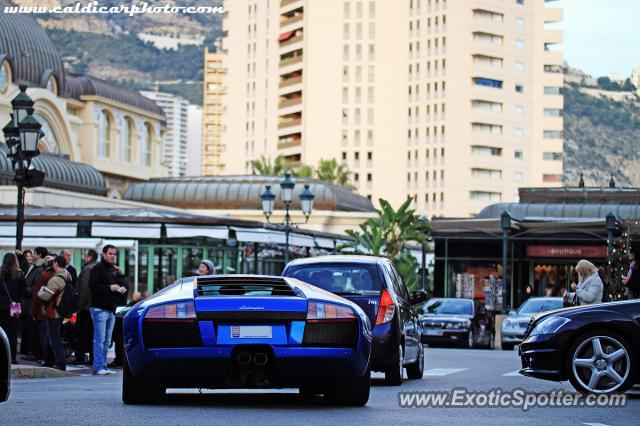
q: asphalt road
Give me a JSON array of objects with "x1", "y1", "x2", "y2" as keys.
[{"x1": 2, "y1": 347, "x2": 636, "y2": 425}]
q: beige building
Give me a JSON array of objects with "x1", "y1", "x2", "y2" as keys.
[
  {"x1": 219, "y1": 0, "x2": 564, "y2": 217},
  {"x1": 0, "y1": 7, "x2": 166, "y2": 198},
  {"x1": 202, "y1": 48, "x2": 227, "y2": 175}
]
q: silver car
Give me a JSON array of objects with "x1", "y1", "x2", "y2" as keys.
[
  {"x1": 1, "y1": 327, "x2": 9, "y2": 402},
  {"x1": 501, "y1": 297, "x2": 563, "y2": 350}
]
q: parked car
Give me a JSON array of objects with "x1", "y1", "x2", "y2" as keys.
[
  {"x1": 283, "y1": 255, "x2": 427, "y2": 386},
  {"x1": 420, "y1": 298, "x2": 495, "y2": 349},
  {"x1": 520, "y1": 300, "x2": 640, "y2": 394},
  {"x1": 1, "y1": 327, "x2": 10, "y2": 403},
  {"x1": 123, "y1": 275, "x2": 372, "y2": 406},
  {"x1": 501, "y1": 297, "x2": 564, "y2": 350}
]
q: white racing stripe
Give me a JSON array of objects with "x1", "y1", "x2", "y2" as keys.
[{"x1": 422, "y1": 368, "x2": 468, "y2": 376}]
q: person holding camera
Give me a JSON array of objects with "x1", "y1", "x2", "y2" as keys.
[
  {"x1": 89, "y1": 245, "x2": 128, "y2": 375},
  {"x1": 36, "y1": 255, "x2": 71, "y2": 371}
]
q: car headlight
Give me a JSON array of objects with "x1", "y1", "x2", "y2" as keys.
[
  {"x1": 529, "y1": 316, "x2": 570, "y2": 336},
  {"x1": 447, "y1": 320, "x2": 470, "y2": 329},
  {"x1": 502, "y1": 319, "x2": 514, "y2": 328}
]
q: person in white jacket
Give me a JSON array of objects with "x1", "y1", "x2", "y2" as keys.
[{"x1": 566, "y1": 259, "x2": 603, "y2": 306}]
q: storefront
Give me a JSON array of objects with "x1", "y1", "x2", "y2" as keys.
[{"x1": 431, "y1": 187, "x2": 640, "y2": 312}]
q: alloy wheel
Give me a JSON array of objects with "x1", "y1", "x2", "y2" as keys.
[{"x1": 572, "y1": 335, "x2": 631, "y2": 393}]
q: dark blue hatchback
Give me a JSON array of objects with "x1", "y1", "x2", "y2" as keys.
[{"x1": 283, "y1": 255, "x2": 427, "y2": 385}]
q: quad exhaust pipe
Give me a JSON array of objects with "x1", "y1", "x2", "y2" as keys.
[{"x1": 236, "y1": 351, "x2": 269, "y2": 366}]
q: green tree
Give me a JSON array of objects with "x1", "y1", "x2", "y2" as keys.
[
  {"x1": 250, "y1": 156, "x2": 312, "y2": 177},
  {"x1": 315, "y1": 158, "x2": 354, "y2": 189},
  {"x1": 342, "y1": 197, "x2": 431, "y2": 293}
]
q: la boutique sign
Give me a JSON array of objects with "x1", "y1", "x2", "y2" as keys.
[{"x1": 526, "y1": 245, "x2": 608, "y2": 259}]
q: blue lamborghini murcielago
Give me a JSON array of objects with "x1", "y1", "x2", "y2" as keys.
[{"x1": 122, "y1": 275, "x2": 372, "y2": 405}]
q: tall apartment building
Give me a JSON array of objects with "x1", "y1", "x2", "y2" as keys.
[
  {"x1": 220, "y1": 0, "x2": 564, "y2": 217},
  {"x1": 202, "y1": 48, "x2": 227, "y2": 175},
  {"x1": 141, "y1": 90, "x2": 189, "y2": 177}
]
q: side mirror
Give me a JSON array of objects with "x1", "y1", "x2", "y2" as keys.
[
  {"x1": 410, "y1": 290, "x2": 429, "y2": 305},
  {"x1": 508, "y1": 310, "x2": 517, "y2": 317}
]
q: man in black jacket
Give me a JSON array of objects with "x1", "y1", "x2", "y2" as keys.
[
  {"x1": 60, "y1": 250, "x2": 77, "y2": 287},
  {"x1": 72, "y1": 249, "x2": 98, "y2": 365},
  {"x1": 89, "y1": 245, "x2": 128, "y2": 375},
  {"x1": 21, "y1": 247, "x2": 48, "y2": 360}
]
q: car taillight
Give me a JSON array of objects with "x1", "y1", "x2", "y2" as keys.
[
  {"x1": 375, "y1": 289, "x2": 395, "y2": 325},
  {"x1": 145, "y1": 301, "x2": 197, "y2": 322},
  {"x1": 306, "y1": 301, "x2": 356, "y2": 323}
]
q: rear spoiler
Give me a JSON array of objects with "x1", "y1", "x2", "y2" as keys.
[{"x1": 195, "y1": 276, "x2": 299, "y2": 297}]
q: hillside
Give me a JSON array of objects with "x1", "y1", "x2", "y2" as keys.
[
  {"x1": 562, "y1": 70, "x2": 640, "y2": 187},
  {"x1": 12, "y1": 0, "x2": 224, "y2": 104}
]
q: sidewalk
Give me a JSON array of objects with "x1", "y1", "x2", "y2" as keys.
[{"x1": 11, "y1": 347, "x2": 118, "y2": 379}]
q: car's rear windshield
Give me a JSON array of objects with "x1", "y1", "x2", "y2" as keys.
[
  {"x1": 518, "y1": 298, "x2": 563, "y2": 314},
  {"x1": 425, "y1": 299, "x2": 473, "y2": 315},
  {"x1": 285, "y1": 263, "x2": 382, "y2": 296}
]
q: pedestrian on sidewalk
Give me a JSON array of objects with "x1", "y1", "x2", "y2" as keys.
[
  {"x1": 37, "y1": 255, "x2": 71, "y2": 371},
  {"x1": 60, "y1": 249, "x2": 78, "y2": 287},
  {"x1": 73, "y1": 249, "x2": 98, "y2": 365},
  {"x1": 89, "y1": 245, "x2": 127, "y2": 375},
  {"x1": 622, "y1": 244, "x2": 640, "y2": 299},
  {"x1": 0, "y1": 252, "x2": 26, "y2": 364},
  {"x1": 565, "y1": 259, "x2": 603, "y2": 306},
  {"x1": 107, "y1": 264, "x2": 129, "y2": 369},
  {"x1": 21, "y1": 247, "x2": 48, "y2": 360}
]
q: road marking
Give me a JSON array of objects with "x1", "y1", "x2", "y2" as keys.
[
  {"x1": 583, "y1": 423, "x2": 612, "y2": 426},
  {"x1": 503, "y1": 370, "x2": 522, "y2": 376},
  {"x1": 423, "y1": 368, "x2": 468, "y2": 376}
]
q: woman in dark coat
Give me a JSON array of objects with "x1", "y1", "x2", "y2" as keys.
[{"x1": 0, "y1": 252, "x2": 27, "y2": 363}]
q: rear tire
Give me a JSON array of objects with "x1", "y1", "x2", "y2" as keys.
[
  {"x1": 406, "y1": 344, "x2": 424, "y2": 379},
  {"x1": 122, "y1": 355, "x2": 165, "y2": 405},
  {"x1": 324, "y1": 366, "x2": 371, "y2": 406},
  {"x1": 464, "y1": 331, "x2": 474, "y2": 349},
  {"x1": 384, "y1": 345, "x2": 403, "y2": 386}
]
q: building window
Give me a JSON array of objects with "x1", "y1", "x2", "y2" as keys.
[
  {"x1": 471, "y1": 100, "x2": 502, "y2": 112},
  {"x1": 513, "y1": 171, "x2": 524, "y2": 181},
  {"x1": 46, "y1": 75, "x2": 58, "y2": 95},
  {"x1": 543, "y1": 152, "x2": 563, "y2": 161},
  {"x1": 515, "y1": 61, "x2": 525, "y2": 72},
  {"x1": 473, "y1": 32, "x2": 503, "y2": 45},
  {"x1": 120, "y1": 117, "x2": 134, "y2": 163},
  {"x1": 543, "y1": 130, "x2": 563, "y2": 139},
  {"x1": 544, "y1": 108, "x2": 562, "y2": 117},
  {"x1": 98, "y1": 110, "x2": 112, "y2": 158},
  {"x1": 0, "y1": 60, "x2": 10, "y2": 94},
  {"x1": 515, "y1": 84, "x2": 524, "y2": 93},
  {"x1": 516, "y1": 0, "x2": 524, "y2": 5},
  {"x1": 473, "y1": 77, "x2": 503, "y2": 89},
  {"x1": 471, "y1": 146, "x2": 502, "y2": 157},
  {"x1": 514, "y1": 127, "x2": 524, "y2": 137},
  {"x1": 470, "y1": 191, "x2": 501, "y2": 201},
  {"x1": 472, "y1": 168, "x2": 502, "y2": 179},
  {"x1": 543, "y1": 174, "x2": 562, "y2": 183},
  {"x1": 544, "y1": 86, "x2": 561, "y2": 95},
  {"x1": 367, "y1": 173, "x2": 372, "y2": 182},
  {"x1": 515, "y1": 17, "x2": 525, "y2": 27},
  {"x1": 514, "y1": 150, "x2": 523, "y2": 159},
  {"x1": 514, "y1": 105, "x2": 524, "y2": 115},
  {"x1": 515, "y1": 39, "x2": 525, "y2": 49},
  {"x1": 472, "y1": 123, "x2": 502, "y2": 135},
  {"x1": 473, "y1": 54, "x2": 503, "y2": 67},
  {"x1": 141, "y1": 123, "x2": 153, "y2": 167}
]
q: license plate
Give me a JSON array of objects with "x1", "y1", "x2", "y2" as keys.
[
  {"x1": 230, "y1": 325, "x2": 272, "y2": 339},
  {"x1": 425, "y1": 329, "x2": 443, "y2": 336}
]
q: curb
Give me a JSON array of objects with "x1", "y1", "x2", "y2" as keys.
[{"x1": 11, "y1": 364, "x2": 79, "y2": 379}]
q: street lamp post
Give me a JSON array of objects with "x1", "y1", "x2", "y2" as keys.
[
  {"x1": 500, "y1": 211, "x2": 512, "y2": 313},
  {"x1": 605, "y1": 212, "x2": 617, "y2": 289},
  {"x1": 260, "y1": 174, "x2": 314, "y2": 266},
  {"x1": 418, "y1": 214, "x2": 431, "y2": 291},
  {"x1": 3, "y1": 85, "x2": 44, "y2": 250}
]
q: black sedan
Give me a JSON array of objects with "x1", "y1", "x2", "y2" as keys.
[
  {"x1": 420, "y1": 298, "x2": 495, "y2": 349},
  {"x1": 1, "y1": 327, "x2": 10, "y2": 402},
  {"x1": 519, "y1": 300, "x2": 640, "y2": 394}
]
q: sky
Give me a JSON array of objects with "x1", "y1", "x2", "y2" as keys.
[{"x1": 557, "y1": 0, "x2": 640, "y2": 78}]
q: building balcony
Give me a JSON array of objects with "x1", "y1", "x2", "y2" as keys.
[
  {"x1": 544, "y1": 7, "x2": 563, "y2": 24},
  {"x1": 279, "y1": 75, "x2": 303, "y2": 88},
  {"x1": 544, "y1": 29, "x2": 563, "y2": 45},
  {"x1": 280, "y1": 13, "x2": 303, "y2": 29},
  {"x1": 543, "y1": 51, "x2": 564, "y2": 66},
  {"x1": 279, "y1": 34, "x2": 304, "y2": 49},
  {"x1": 277, "y1": 118, "x2": 302, "y2": 129},
  {"x1": 279, "y1": 55, "x2": 303, "y2": 69},
  {"x1": 281, "y1": 0, "x2": 301, "y2": 7},
  {"x1": 277, "y1": 139, "x2": 302, "y2": 150},
  {"x1": 278, "y1": 97, "x2": 302, "y2": 108}
]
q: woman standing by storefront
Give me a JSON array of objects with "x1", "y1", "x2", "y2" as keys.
[
  {"x1": 565, "y1": 259, "x2": 603, "y2": 306},
  {"x1": 0, "y1": 252, "x2": 26, "y2": 364}
]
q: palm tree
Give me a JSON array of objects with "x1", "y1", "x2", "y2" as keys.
[
  {"x1": 251, "y1": 156, "x2": 313, "y2": 178},
  {"x1": 315, "y1": 158, "x2": 354, "y2": 189}
]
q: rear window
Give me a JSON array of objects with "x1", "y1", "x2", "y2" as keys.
[
  {"x1": 518, "y1": 298, "x2": 563, "y2": 314},
  {"x1": 285, "y1": 263, "x2": 382, "y2": 296},
  {"x1": 425, "y1": 299, "x2": 473, "y2": 316}
]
